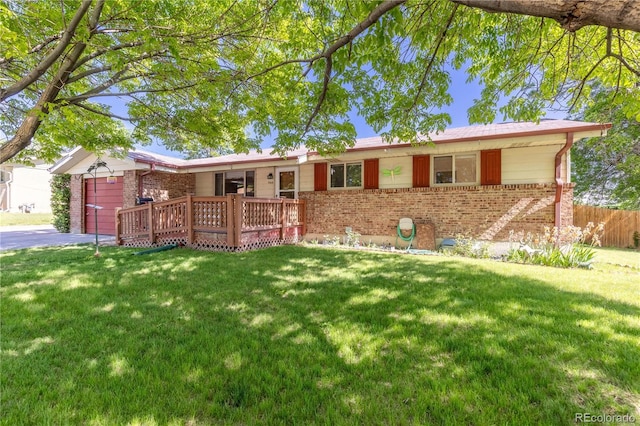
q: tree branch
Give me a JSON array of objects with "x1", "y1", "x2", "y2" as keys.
[
  {"x1": 606, "y1": 28, "x2": 640, "y2": 77},
  {"x1": 67, "y1": 49, "x2": 169, "y2": 85},
  {"x1": 66, "y1": 65, "x2": 113, "y2": 85},
  {"x1": 303, "y1": 55, "x2": 332, "y2": 134},
  {"x1": 1, "y1": 39, "x2": 89, "y2": 163},
  {"x1": 88, "y1": 0, "x2": 106, "y2": 33},
  {"x1": 61, "y1": 76, "x2": 209, "y2": 105},
  {"x1": 248, "y1": 0, "x2": 406, "y2": 81},
  {"x1": 71, "y1": 102, "x2": 132, "y2": 121},
  {"x1": 70, "y1": 41, "x2": 145, "y2": 71},
  {"x1": 449, "y1": 0, "x2": 640, "y2": 32},
  {"x1": 0, "y1": 0, "x2": 92, "y2": 102},
  {"x1": 407, "y1": 4, "x2": 459, "y2": 113}
]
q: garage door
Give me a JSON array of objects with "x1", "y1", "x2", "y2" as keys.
[{"x1": 85, "y1": 177, "x2": 123, "y2": 235}]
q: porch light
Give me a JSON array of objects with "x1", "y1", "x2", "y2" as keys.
[
  {"x1": 87, "y1": 158, "x2": 115, "y2": 257},
  {"x1": 267, "y1": 173, "x2": 274, "y2": 180}
]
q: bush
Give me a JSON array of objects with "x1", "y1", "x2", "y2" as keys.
[
  {"x1": 506, "y1": 223, "x2": 605, "y2": 268},
  {"x1": 443, "y1": 234, "x2": 491, "y2": 259},
  {"x1": 50, "y1": 174, "x2": 71, "y2": 233}
]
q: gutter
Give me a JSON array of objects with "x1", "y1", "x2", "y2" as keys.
[{"x1": 554, "y1": 132, "x2": 573, "y2": 229}]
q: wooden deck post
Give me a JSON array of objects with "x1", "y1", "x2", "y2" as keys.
[
  {"x1": 148, "y1": 202, "x2": 155, "y2": 244},
  {"x1": 300, "y1": 200, "x2": 306, "y2": 236},
  {"x1": 226, "y1": 194, "x2": 235, "y2": 247},
  {"x1": 280, "y1": 198, "x2": 286, "y2": 240},
  {"x1": 115, "y1": 207, "x2": 122, "y2": 245},
  {"x1": 234, "y1": 194, "x2": 243, "y2": 249},
  {"x1": 186, "y1": 194, "x2": 193, "y2": 245}
]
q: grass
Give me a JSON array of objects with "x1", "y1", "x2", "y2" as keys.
[
  {"x1": 1, "y1": 244, "x2": 638, "y2": 425},
  {"x1": 592, "y1": 246, "x2": 640, "y2": 270},
  {"x1": 0, "y1": 212, "x2": 52, "y2": 227}
]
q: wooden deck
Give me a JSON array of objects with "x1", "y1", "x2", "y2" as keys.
[{"x1": 115, "y1": 194, "x2": 305, "y2": 251}]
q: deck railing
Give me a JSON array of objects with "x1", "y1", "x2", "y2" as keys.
[{"x1": 115, "y1": 194, "x2": 305, "y2": 251}]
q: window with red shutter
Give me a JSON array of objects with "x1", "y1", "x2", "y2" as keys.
[
  {"x1": 314, "y1": 163, "x2": 327, "y2": 191},
  {"x1": 364, "y1": 159, "x2": 379, "y2": 189},
  {"x1": 413, "y1": 155, "x2": 430, "y2": 187},
  {"x1": 481, "y1": 149, "x2": 501, "y2": 185}
]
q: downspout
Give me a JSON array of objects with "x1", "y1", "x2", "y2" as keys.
[
  {"x1": 554, "y1": 132, "x2": 574, "y2": 229},
  {"x1": 3, "y1": 170, "x2": 13, "y2": 211}
]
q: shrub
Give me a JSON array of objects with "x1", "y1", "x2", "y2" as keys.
[
  {"x1": 50, "y1": 174, "x2": 71, "y2": 233},
  {"x1": 506, "y1": 223, "x2": 605, "y2": 268},
  {"x1": 345, "y1": 230, "x2": 362, "y2": 247},
  {"x1": 444, "y1": 234, "x2": 491, "y2": 259}
]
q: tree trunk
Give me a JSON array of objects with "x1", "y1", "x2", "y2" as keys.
[
  {"x1": 0, "y1": 0, "x2": 92, "y2": 103},
  {"x1": 0, "y1": 42, "x2": 87, "y2": 164},
  {"x1": 451, "y1": 0, "x2": 640, "y2": 32},
  {"x1": 0, "y1": 118, "x2": 42, "y2": 164}
]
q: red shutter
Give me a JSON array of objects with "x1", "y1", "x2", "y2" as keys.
[
  {"x1": 314, "y1": 163, "x2": 327, "y2": 191},
  {"x1": 413, "y1": 155, "x2": 430, "y2": 187},
  {"x1": 364, "y1": 159, "x2": 379, "y2": 189},
  {"x1": 481, "y1": 149, "x2": 501, "y2": 185}
]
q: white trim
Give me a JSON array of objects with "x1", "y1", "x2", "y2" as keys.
[
  {"x1": 431, "y1": 152, "x2": 480, "y2": 186},
  {"x1": 328, "y1": 161, "x2": 363, "y2": 190},
  {"x1": 214, "y1": 169, "x2": 256, "y2": 196},
  {"x1": 275, "y1": 167, "x2": 298, "y2": 199}
]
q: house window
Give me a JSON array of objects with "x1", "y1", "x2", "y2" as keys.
[
  {"x1": 214, "y1": 170, "x2": 255, "y2": 196},
  {"x1": 330, "y1": 162, "x2": 362, "y2": 188},
  {"x1": 434, "y1": 154, "x2": 477, "y2": 184}
]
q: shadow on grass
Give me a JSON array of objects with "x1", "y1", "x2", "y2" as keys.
[{"x1": 1, "y1": 245, "x2": 639, "y2": 424}]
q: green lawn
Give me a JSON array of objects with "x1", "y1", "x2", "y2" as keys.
[
  {"x1": 0, "y1": 212, "x2": 52, "y2": 226},
  {"x1": 592, "y1": 246, "x2": 640, "y2": 270},
  {"x1": 1, "y1": 245, "x2": 638, "y2": 425}
]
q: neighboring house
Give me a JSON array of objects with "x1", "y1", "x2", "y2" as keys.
[
  {"x1": 0, "y1": 162, "x2": 52, "y2": 213},
  {"x1": 50, "y1": 120, "x2": 609, "y2": 246}
]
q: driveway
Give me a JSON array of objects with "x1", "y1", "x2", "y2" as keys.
[{"x1": 0, "y1": 225, "x2": 115, "y2": 251}]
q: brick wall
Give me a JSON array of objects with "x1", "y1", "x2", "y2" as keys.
[
  {"x1": 559, "y1": 186, "x2": 574, "y2": 228},
  {"x1": 122, "y1": 170, "x2": 138, "y2": 209},
  {"x1": 69, "y1": 174, "x2": 84, "y2": 233},
  {"x1": 123, "y1": 170, "x2": 197, "y2": 207},
  {"x1": 140, "y1": 172, "x2": 195, "y2": 202},
  {"x1": 299, "y1": 183, "x2": 574, "y2": 242}
]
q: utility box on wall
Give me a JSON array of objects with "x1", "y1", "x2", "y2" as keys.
[{"x1": 413, "y1": 220, "x2": 436, "y2": 251}]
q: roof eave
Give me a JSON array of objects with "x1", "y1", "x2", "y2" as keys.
[
  {"x1": 308, "y1": 122, "x2": 612, "y2": 156},
  {"x1": 49, "y1": 147, "x2": 90, "y2": 174}
]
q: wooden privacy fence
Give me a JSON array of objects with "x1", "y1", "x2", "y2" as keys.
[
  {"x1": 116, "y1": 194, "x2": 305, "y2": 251},
  {"x1": 574, "y1": 204, "x2": 640, "y2": 249}
]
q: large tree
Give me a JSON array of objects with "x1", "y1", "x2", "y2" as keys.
[
  {"x1": 1, "y1": 0, "x2": 639, "y2": 163},
  {"x1": 572, "y1": 88, "x2": 640, "y2": 209}
]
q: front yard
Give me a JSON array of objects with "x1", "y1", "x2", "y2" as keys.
[
  {"x1": 0, "y1": 212, "x2": 52, "y2": 226},
  {"x1": 1, "y1": 245, "x2": 638, "y2": 424}
]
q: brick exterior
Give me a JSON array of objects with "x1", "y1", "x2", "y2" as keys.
[
  {"x1": 140, "y1": 171, "x2": 195, "y2": 202},
  {"x1": 72, "y1": 169, "x2": 574, "y2": 242},
  {"x1": 69, "y1": 174, "x2": 84, "y2": 233},
  {"x1": 123, "y1": 170, "x2": 138, "y2": 209},
  {"x1": 299, "y1": 183, "x2": 574, "y2": 242},
  {"x1": 559, "y1": 186, "x2": 574, "y2": 228},
  {"x1": 121, "y1": 170, "x2": 196, "y2": 208}
]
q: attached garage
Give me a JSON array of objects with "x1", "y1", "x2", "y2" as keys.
[{"x1": 85, "y1": 177, "x2": 123, "y2": 235}]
